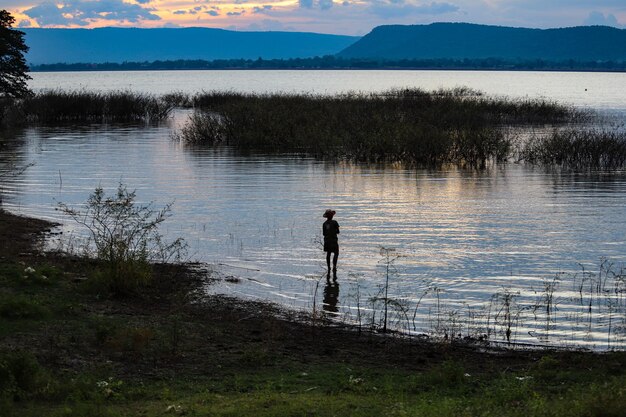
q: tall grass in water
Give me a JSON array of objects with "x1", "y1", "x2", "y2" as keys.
[
  {"x1": 176, "y1": 88, "x2": 580, "y2": 166},
  {"x1": 3, "y1": 90, "x2": 172, "y2": 125},
  {"x1": 337, "y1": 257, "x2": 626, "y2": 349},
  {"x1": 521, "y1": 129, "x2": 626, "y2": 169}
]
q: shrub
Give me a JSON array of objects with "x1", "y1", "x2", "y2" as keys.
[{"x1": 57, "y1": 183, "x2": 187, "y2": 295}]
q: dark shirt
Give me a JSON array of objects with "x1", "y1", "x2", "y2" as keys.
[{"x1": 323, "y1": 219, "x2": 340, "y2": 242}]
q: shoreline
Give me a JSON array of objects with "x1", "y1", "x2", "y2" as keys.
[
  {"x1": 1, "y1": 208, "x2": 626, "y2": 415},
  {"x1": 0, "y1": 207, "x2": 621, "y2": 354},
  {"x1": 28, "y1": 67, "x2": 626, "y2": 74}
]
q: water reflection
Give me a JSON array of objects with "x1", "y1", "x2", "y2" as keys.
[
  {"x1": 2, "y1": 118, "x2": 626, "y2": 349},
  {"x1": 323, "y1": 280, "x2": 340, "y2": 316}
]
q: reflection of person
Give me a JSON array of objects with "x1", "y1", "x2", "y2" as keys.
[
  {"x1": 322, "y1": 209, "x2": 340, "y2": 277},
  {"x1": 323, "y1": 281, "x2": 340, "y2": 315}
]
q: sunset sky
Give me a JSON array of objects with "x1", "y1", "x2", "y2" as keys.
[{"x1": 1, "y1": 0, "x2": 624, "y2": 36}]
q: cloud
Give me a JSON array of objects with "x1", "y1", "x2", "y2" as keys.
[
  {"x1": 173, "y1": 10, "x2": 187, "y2": 15},
  {"x1": 23, "y1": 0, "x2": 161, "y2": 27},
  {"x1": 368, "y1": 1, "x2": 459, "y2": 19},
  {"x1": 415, "y1": 1, "x2": 459, "y2": 14},
  {"x1": 135, "y1": 0, "x2": 152, "y2": 4},
  {"x1": 506, "y1": 0, "x2": 626, "y2": 9},
  {"x1": 246, "y1": 18, "x2": 293, "y2": 31},
  {"x1": 299, "y1": 0, "x2": 335, "y2": 10},
  {"x1": 22, "y1": 2, "x2": 71, "y2": 26},
  {"x1": 583, "y1": 11, "x2": 621, "y2": 27},
  {"x1": 227, "y1": 11, "x2": 245, "y2": 16},
  {"x1": 252, "y1": 5, "x2": 273, "y2": 14},
  {"x1": 18, "y1": 20, "x2": 33, "y2": 28}
]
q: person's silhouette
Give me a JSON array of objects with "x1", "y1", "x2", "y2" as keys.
[{"x1": 322, "y1": 209, "x2": 339, "y2": 278}]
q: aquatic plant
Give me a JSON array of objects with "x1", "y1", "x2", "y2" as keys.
[
  {"x1": 521, "y1": 128, "x2": 626, "y2": 169},
  {"x1": 325, "y1": 257, "x2": 626, "y2": 350},
  {"x1": 175, "y1": 88, "x2": 581, "y2": 166},
  {"x1": 3, "y1": 90, "x2": 172, "y2": 125}
]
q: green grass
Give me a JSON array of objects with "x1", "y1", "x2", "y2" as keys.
[{"x1": 3, "y1": 361, "x2": 625, "y2": 417}]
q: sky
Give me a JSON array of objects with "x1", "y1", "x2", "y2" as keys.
[{"x1": 1, "y1": 0, "x2": 624, "y2": 36}]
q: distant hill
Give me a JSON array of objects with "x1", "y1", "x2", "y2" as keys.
[
  {"x1": 338, "y1": 23, "x2": 626, "y2": 61},
  {"x1": 22, "y1": 27, "x2": 360, "y2": 65}
]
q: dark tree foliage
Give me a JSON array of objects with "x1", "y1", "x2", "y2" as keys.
[
  {"x1": 30, "y1": 56, "x2": 626, "y2": 72},
  {"x1": 0, "y1": 10, "x2": 31, "y2": 98}
]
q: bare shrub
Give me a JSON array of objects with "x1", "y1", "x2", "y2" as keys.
[{"x1": 57, "y1": 183, "x2": 187, "y2": 295}]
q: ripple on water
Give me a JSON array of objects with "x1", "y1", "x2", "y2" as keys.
[{"x1": 2, "y1": 112, "x2": 626, "y2": 349}]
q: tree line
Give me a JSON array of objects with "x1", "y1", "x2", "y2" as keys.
[{"x1": 30, "y1": 56, "x2": 626, "y2": 72}]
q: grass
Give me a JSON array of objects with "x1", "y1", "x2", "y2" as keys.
[
  {"x1": 4, "y1": 87, "x2": 623, "y2": 169},
  {"x1": 520, "y1": 128, "x2": 626, "y2": 169},
  {"x1": 176, "y1": 88, "x2": 626, "y2": 169},
  {"x1": 3, "y1": 356, "x2": 625, "y2": 417},
  {"x1": 1, "y1": 90, "x2": 172, "y2": 126},
  {"x1": 175, "y1": 88, "x2": 587, "y2": 167}
]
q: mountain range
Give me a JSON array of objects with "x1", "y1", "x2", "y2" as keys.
[
  {"x1": 23, "y1": 23, "x2": 626, "y2": 66},
  {"x1": 22, "y1": 27, "x2": 359, "y2": 65},
  {"x1": 338, "y1": 23, "x2": 626, "y2": 61}
]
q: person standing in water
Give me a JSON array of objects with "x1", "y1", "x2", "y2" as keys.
[{"x1": 322, "y1": 209, "x2": 340, "y2": 278}]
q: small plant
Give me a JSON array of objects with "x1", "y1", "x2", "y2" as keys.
[
  {"x1": 492, "y1": 289, "x2": 521, "y2": 344},
  {"x1": 378, "y1": 247, "x2": 400, "y2": 333},
  {"x1": 57, "y1": 183, "x2": 187, "y2": 295}
]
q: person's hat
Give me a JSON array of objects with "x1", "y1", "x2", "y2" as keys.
[{"x1": 323, "y1": 209, "x2": 336, "y2": 218}]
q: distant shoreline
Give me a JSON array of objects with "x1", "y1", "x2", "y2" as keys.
[
  {"x1": 28, "y1": 68, "x2": 626, "y2": 73},
  {"x1": 29, "y1": 57, "x2": 626, "y2": 73}
]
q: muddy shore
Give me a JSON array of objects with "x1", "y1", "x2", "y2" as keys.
[
  {"x1": 1, "y1": 208, "x2": 625, "y2": 416},
  {"x1": 0, "y1": 207, "x2": 616, "y2": 372}
]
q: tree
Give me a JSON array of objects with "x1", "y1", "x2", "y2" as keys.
[{"x1": 0, "y1": 10, "x2": 31, "y2": 98}]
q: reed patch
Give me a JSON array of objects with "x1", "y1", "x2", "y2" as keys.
[
  {"x1": 174, "y1": 88, "x2": 592, "y2": 167},
  {"x1": 1, "y1": 90, "x2": 172, "y2": 125}
]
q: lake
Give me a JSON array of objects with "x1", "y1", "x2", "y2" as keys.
[{"x1": 2, "y1": 70, "x2": 626, "y2": 350}]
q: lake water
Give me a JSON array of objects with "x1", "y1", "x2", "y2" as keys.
[{"x1": 3, "y1": 70, "x2": 626, "y2": 350}]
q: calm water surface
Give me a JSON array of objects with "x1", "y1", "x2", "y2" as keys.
[
  {"x1": 30, "y1": 69, "x2": 626, "y2": 114},
  {"x1": 2, "y1": 70, "x2": 626, "y2": 349}
]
